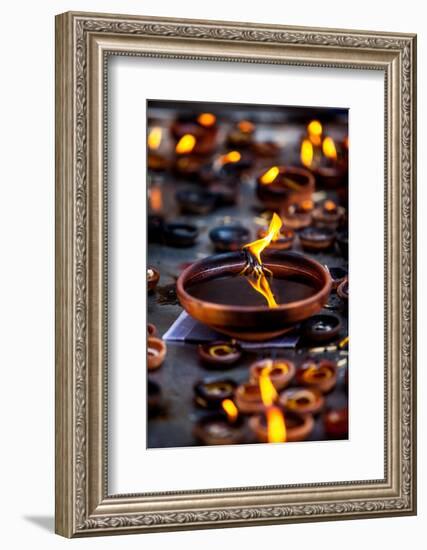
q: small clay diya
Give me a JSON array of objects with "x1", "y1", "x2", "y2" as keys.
[
  {"x1": 296, "y1": 360, "x2": 338, "y2": 393},
  {"x1": 336, "y1": 230, "x2": 349, "y2": 257},
  {"x1": 147, "y1": 126, "x2": 169, "y2": 172},
  {"x1": 173, "y1": 155, "x2": 206, "y2": 179},
  {"x1": 256, "y1": 166, "x2": 315, "y2": 212},
  {"x1": 215, "y1": 150, "x2": 253, "y2": 175},
  {"x1": 208, "y1": 182, "x2": 239, "y2": 207},
  {"x1": 337, "y1": 278, "x2": 349, "y2": 304},
  {"x1": 198, "y1": 340, "x2": 242, "y2": 367},
  {"x1": 328, "y1": 266, "x2": 348, "y2": 290},
  {"x1": 312, "y1": 200, "x2": 345, "y2": 229},
  {"x1": 147, "y1": 214, "x2": 165, "y2": 243},
  {"x1": 249, "y1": 409, "x2": 314, "y2": 443},
  {"x1": 257, "y1": 226, "x2": 295, "y2": 251},
  {"x1": 163, "y1": 222, "x2": 199, "y2": 247},
  {"x1": 299, "y1": 227, "x2": 336, "y2": 252},
  {"x1": 209, "y1": 225, "x2": 251, "y2": 252},
  {"x1": 147, "y1": 323, "x2": 158, "y2": 337},
  {"x1": 279, "y1": 387, "x2": 324, "y2": 416},
  {"x1": 313, "y1": 161, "x2": 348, "y2": 190},
  {"x1": 176, "y1": 188, "x2": 217, "y2": 215},
  {"x1": 171, "y1": 113, "x2": 218, "y2": 156},
  {"x1": 194, "y1": 378, "x2": 237, "y2": 410},
  {"x1": 235, "y1": 383, "x2": 265, "y2": 414},
  {"x1": 193, "y1": 412, "x2": 245, "y2": 445},
  {"x1": 176, "y1": 250, "x2": 332, "y2": 341},
  {"x1": 249, "y1": 358, "x2": 296, "y2": 391},
  {"x1": 147, "y1": 379, "x2": 162, "y2": 416},
  {"x1": 282, "y1": 200, "x2": 314, "y2": 230},
  {"x1": 147, "y1": 337, "x2": 166, "y2": 370},
  {"x1": 227, "y1": 120, "x2": 255, "y2": 148},
  {"x1": 147, "y1": 267, "x2": 160, "y2": 292},
  {"x1": 301, "y1": 314, "x2": 341, "y2": 343},
  {"x1": 323, "y1": 408, "x2": 348, "y2": 438}
]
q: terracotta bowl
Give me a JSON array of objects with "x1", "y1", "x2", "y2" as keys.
[
  {"x1": 256, "y1": 166, "x2": 315, "y2": 212},
  {"x1": 147, "y1": 337, "x2": 166, "y2": 370},
  {"x1": 176, "y1": 250, "x2": 332, "y2": 341}
]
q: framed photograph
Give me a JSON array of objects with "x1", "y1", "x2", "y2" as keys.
[{"x1": 55, "y1": 11, "x2": 417, "y2": 537}]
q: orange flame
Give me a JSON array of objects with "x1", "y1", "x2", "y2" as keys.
[
  {"x1": 149, "y1": 187, "x2": 163, "y2": 212},
  {"x1": 301, "y1": 139, "x2": 314, "y2": 168},
  {"x1": 148, "y1": 127, "x2": 162, "y2": 150},
  {"x1": 259, "y1": 365, "x2": 286, "y2": 442},
  {"x1": 246, "y1": 271, "x2": 278, "y2": 308},
  {"x1": 323, "y1": 199, "x2": 337, "y2": 212},
  {"x1": 218, "y1": 150, "x2": 242, "y2": 166},
  {"x1": 307, "y1": 120, "x2": 322, "y2": 146},
  {"x1": 222, "y1": 399, "x2": 239, "y2": 422},
  {"x1": 176, "y1": 134, "x2": 196, "y2": 154},
  {"x1": 243, "y1": 212, "x2": 282, "y2": 265},
  {"x1": 238, "y1": 120, "x2": 255, "y2": 134},
  {"x1": 259, "y1": 364, "x2": 278, "y2": 406},
  {"x1": 260, "y1": 166, "x2": 279, "y2": 185},
  {"x1": 322, "y1": 136, "x2": 337, "y2": 160},
  {"x1": 197, "y1": 113, "x2": 216, "y2": 127}
]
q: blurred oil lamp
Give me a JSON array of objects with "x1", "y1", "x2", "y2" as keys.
[
  {"x1": 279, "y1": 387, "x2": 325, "y2": 416},
  {"x1": 208, "y1": 182, "x2": 239, "y2": 207},
  {"x1": 177, "y1": 213, "x2": 331, "y2": 340},
  {"x1": 282, "y1": 200, "x2": 314, "y2": 230},
  {"x1": 337, "y1": 278, "x2": 349, "y2": 305},
  {"x1": 171, "y1": 112, "x2": 218, "y2": 156},
  {"x1": 209, "y1": 224, "x2": 251, "y2": 252},
  {"x1": 249, "y1": 358, "x2": 296, "y2": 391},
  {"x1": 163, "y1": 222, "x2": 199, "y2": 247},
  {"x1": 194, "y1": 377, "x2": 237, "y2": 409},
  {"x1": 256, "y1": 224, "x2": 295, "y2": 250},
  {"x1": 256, "y1": 165, "x2": 315, "y2": 212},
  {"x1": 312, "y1": 199, "x2": 345, "y2": 229},
  {"x1": 250, "y1": 410, "x2": 314, "y2": 443},
  {"x1": 176, "y1": 188, "x2": 217, "y2": 215},
  {"x1": 198, "y1": 340, "x2": 242, "y2": 367},
  {"x1": 327, "y1": 266, "x2": 348, "y2": 290},
  {"x1": 336, "y1": 229, "x2": 348, "y2": 257},
  {"x1": 147, "y1": 126, "x2": 169, "y2": 172},
  {"x1": 147, "y1": 379, "x2": 163, "y2": 417},
  {"x1": 296, "y1": 359, "x2": 338, "y2": 393},
  {"x1": 193, "y1": 399, "x2": 245, "y2": 445},
  {"x1": 147, "y1": 266, "x2": 160, "y2": 292},
  {"x1": 147, "y1": 323, "x2": 158, "y2": 337},
  {"x1": 214, "y1": 150, "x2": 253, "y2": 175},
  {"x1": 323, "y1": 407, "x2": 348, "y2": 438},
  {"x1": 227, "y1": 119, "x2": 256, "y2": 148},
  {"x1": 251, "y1": 140, "x2": 280, "y2": 158},
  {"x1": 235, "y1": 382, "x2": 265, "y2": 414},
  {"x1": 299, "y1": 226, "x2": 336, "y2": 251},
  {"x1": 147, "y1": 337, "x2": 167, "y2": 370},
  {"x1": 301, "y1": 313, "x2": 341, "y2": 343}
]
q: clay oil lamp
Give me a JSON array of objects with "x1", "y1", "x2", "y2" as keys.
[
  {"x1": 208, "y1": 181, "x2": 239, "y2": 207},
  {"x1": 147, "y1": 379, "x2": 162, "y2": 417},
  {"x1": 256, "y1": 165, "x2": 315, "y2": 212},
  {"x1": 209, "y1": 224, "x2": 251, "y2": 252},
  {"x1": 198, "y1": 340, "x2": 242, "y2": 368},
  {"x1": 177, "y1": 213, "x2": 332, "y2": 341},
  {"x1": 249, "y1": 410, "x2": 314, "y2": 443},
  {"x1": 171, "y1": 112, "x2": 218, "y2": 156},
  {"x1": 327, "y1": 266, "x2": 348, "y2": 290},
  {"x1": 279, "y1": 387, "x2": 325, "y2": 416},
  {"x1": 147, "y1": 266, "x2": 160, "y2": 292},
  {"x1": 282, "y1": 200, "x2": 314, "y2": 230},
  {"x1": 336, "y1": 229, "x2": 349, "y2": 257},
  {"x1": 312, "y1": 199, "x2": 345, "y2": 229},
  {"x1": 147, "y1": 126, "x2": 169, "y2": 172},
  {"x1": 214, "y1": 150, "x2": 253, "y2": 176},
  {"x1": 235, "y1": 383, "x2": 264, "y2": 414},
  {"x1": 147, "y1": 337, "x2": 166, "y2": 370},
  {"x1": 296, "y1": 360, "x2": 338, "y2": 393},
  {"x1": 323, "y1": 407, "x2": 348, "y2": 438},
  {"x1": 301, "y1": 313, "x2": 341, "y2": 343},
  {"x1": 227, "y1": 119, "x2": 256, "y2": 148},
  {"x1": 176, "y1": 188, "x2": 217, "y2": 215},
  {"x1": 299, "y1": 227, "x2": 336, "y2": 252},
  {"x1": 337, "y1": 278, "x2": 349, "y2": 306},
  {"x1": 147, "y1": 323, "x2": 158, "y2": 337},
  {"x1": 256, "y1": 224, "x2": 295, "y2": 251},
  {"x1": 193, "y1": 399, "x2": 245, "y2": 445},
  {"x1": 251, "y1": 140, "x2": 280, "y2": 159},
  {"x1": 249, "y1": 358, "x2": 295, "y2": 391},
  {"x1": 163, "y1": 222, "x2": 199, "y2": 247},
  {"x1": 194, "y1": 377, "x2": 237, "y2": 410}
]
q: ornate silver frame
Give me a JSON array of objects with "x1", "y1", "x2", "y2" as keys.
[{"x1": 55, "y1": 11, "x2": 417, "y2": 537}]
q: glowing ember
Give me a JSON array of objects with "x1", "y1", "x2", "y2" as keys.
[
  {"x1": 322, "y1": 136, "x2": 337, "y2": 160},
  {"x1": 238, "y1": 120, "x2": 255, "y2": 134},
  {"x1": 197, "y1": 113, "x2": 216, "y2": 127},
  {"x1": 176, "y1": 134, "x2": 196, "y2": 154},
  {"x1": 300, "y1": 139, "x2": 314, "y2": 168},
  {"x1": 222, "y1": 399, "x2": 239, "y2": 422},
  {"x1": 148, "y1": 127, "x2": 162, "y2": 150},
  {"x1": 260, "y1": 166, "x2": 280, "y2": 185},
  {"x1": 218, "y1": 150, "x2": 242, "y2": 165}
]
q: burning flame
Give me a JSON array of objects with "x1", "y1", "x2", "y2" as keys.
[
  {"x1": 243, "y1": 212, "x2": 282, "y2": 266},
  {"x1": 323, "y1": 199, "x2": 337, "y2": 212},
  {"x1": 259, "y1": 365, "x2": 286, "y2": 442},
  {"x1": 260, "y1": 166, "x2": 279, "y2": 185},
  {"x1": 149, "y1": 187, "x2": 163, "y2": 212},
  {"x1": 238, "y1": 120, "x2": 255, "y2": 134},
  {"x1": 175, "y1": 134, "x2": 196, "y2": 154},
  {"x1": 300, "y1": 139, "x2": 314, "y2": 168},
  {"x1": 218, "y1": 150, "x2": 242, "y2": 166},
  {"x1": 197, "y1": 113, "x2": 216, "y2": 127},
  {"x1": 222, "y1": 399, "x2": 238, "y2": 422},
  {"x1": 148, "y1": 127, "x2": 162, "y2": 150},
  {"x1": 307, "y1": 120, "x2": 322, "y2": 146},
  {"x1": 322, "y1": 136, "x2": 337, "y2": 160},
  {"x1": 246, "y1": 271, "x2": 278, "y2": 308}
]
